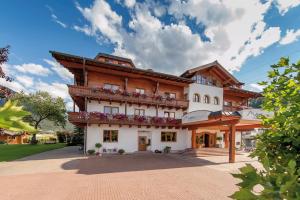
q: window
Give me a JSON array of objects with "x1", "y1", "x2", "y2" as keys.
[
  {"x1": 224, "y1": 101, "x2": 232, "y2": 106},
  {"x1": 104, "y1": 106, "x2": 119, "y2": 114},
  {"x1": 161, "y1": 132, "x2": 177, "y2": 142},
  {"x1": 104, "y1": 83, "x2": 119, "y2": 91},
  {"x1": 103, "y1": 130, "x2": 118, "y2": 142},
  {"x1": 214, "y1": 97, "x2": 219, "y2": 105},
  {"x1": 164, "y1": 111, "x2": 175, "y2": 118},
  {"x1": 135, "y1": 109, "x2": 145, "y2": 116},
  {"x1": 193, "y1": 93, "x2": 200, "y2": 102},
  {"x1": 204, "y1": 95, "x2": 210, "y2": 104},
  {"x1": 135, "y1": 88, "x2": 145, "y2": 94},
  {"x1": 165, "y1": 92, "x2": 176, "y2": 99}
]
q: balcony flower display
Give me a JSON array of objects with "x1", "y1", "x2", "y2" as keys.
[
  {"x1": 121, "y1": 90, "x2": 131, "y2": 97},
  {"x1": 101, "y1": 87, "x2": 121, "y2": 95},
  {"x1": 90, "y1": 112, "x2": 107, "y2": 120},
  {"x1": 78, "y1": 111, "x2": 89, "y2": 119},
  {"x1": 113, "y1": 113, "x2": 127, "y2": 120},
  {"x1": 140, "y1": 93, "x2": 147, "y2": 99},
  {"x1": 151, "y1": 116, "x2": 164, "y2": 124},
  {"x1": 166, "y1": 118, "x2": 178, "y2": 124},
  {"x1": 166, "y1": 96, "x2": 175, "y2": 101},
  {"x1": 91, "y1": 87, "x2": 101, "y2": 93},
  {"x1": 134, "y1": 115, "x2": 146, "y2": 123},
  {"x1": 154, "y1": 95, "x2": 163, "y2": 101}
]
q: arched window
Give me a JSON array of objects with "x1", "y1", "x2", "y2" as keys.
[
  {"x1": 193, "y1": 93, "x2": 200, "y2": 102},
  {"x1": 204, "y1": 95, "x2": 210, "y2": 104},
  {"x1": 214, "y1": 97, "x2": 219, "y2": 105}
]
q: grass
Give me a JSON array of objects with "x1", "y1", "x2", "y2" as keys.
[{"x1": 0, "y1": 143, "x2": 66, "y2": 162}]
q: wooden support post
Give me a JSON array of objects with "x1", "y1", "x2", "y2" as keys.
[
  {"x1": 191, "y1": 129, "x2": 196, "y2": 149},
  {"x1": 224, "y1": 131, "x2": 229, "y2": 148},
  {"x1": 229, "y1": 124, "x2": 236, "y2": 163}
]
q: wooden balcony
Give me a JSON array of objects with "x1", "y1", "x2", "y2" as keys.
[
  {"x1": 68, "y1": 112, "x2": 182, "y2": 128},
  {"x1": 69, "y1": 85, "x2": 188, "y2": 109}
]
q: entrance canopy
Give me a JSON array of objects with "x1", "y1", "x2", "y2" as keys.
[
  {"x1": 182, "y1": 108, "x2": 271, "y2": 131},
  {"x1": 182, "y1": 109, "x2": 271, "y2": 163}
]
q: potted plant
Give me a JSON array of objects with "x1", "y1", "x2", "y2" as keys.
[
  {"x1": 163, "y1": 146, "x2": 171, "y2": 153},
  {"x1": 87, "y1": 149, "x2": 95, "y2": 156},
  {"x1": 118, "y1": 149, "x2": 125, "y2": 155},
  {"x1": 95, "y1": 143, "x2": 102, "y2": 156}
]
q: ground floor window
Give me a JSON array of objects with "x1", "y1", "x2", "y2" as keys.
[
  {"x1": 164, "y1": 111, "x2": 175, "y2": 118},
  {"x1": 103, "y1": 130, "x2": 118, "y2": 142},
  {"x1": 161, "y1": 132, "x2": 176, "y2": 142}
]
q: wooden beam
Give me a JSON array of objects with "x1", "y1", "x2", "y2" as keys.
[
  {"x1": 229, "y1": 124, "x2": 236, "y2": 163},
  {"x1": 191, "y1": 129, "x2": 196, "y2": 149},
  {"x1": 224, "y1": 131, "x2": 229, "y2": 148}
]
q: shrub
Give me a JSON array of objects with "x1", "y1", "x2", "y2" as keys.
[
  {"x1": 95, "y1": 143, "x2": 102, "y2": 149},
  {"x1": 87, "y1": 149, "x2": 95, "y2": 155},
  {"x1": 0, "y1": 141, "x2": 6, "y2": 144},
  {"x1": 118, "y1": 149, "x2": 125, "y2": 154},
  {"x1": 163, "y1": 146, "x2": 171, "y2": 153}
]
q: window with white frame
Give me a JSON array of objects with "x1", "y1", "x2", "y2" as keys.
[
  {"x1": 214, "y1": 97, "x2": 219, "y2": 105},
  {"x1": 161, "y1": 132, "x2": 177, "y2": 142},
  {"x1": 103, "y1": 130, "x2": 118, "y2": 142},
  {"x1": 204, "y1": 95, "x2": 210, "y2": 104},
  {"x1": 104, "y1": 83, "x2": 119, "y2": 91},
  {"x1": 193, "y1": 93, "x2": 200, "y2": 102},
  {"x1": 164, "y1": 111, "x2": 175, "y2": 118},
  {"x1": 134, "y1": 109, "x2": 145, "y2": 116},
  {"x1": 135, "y1": 88, "x2": 145, "y2": 94}
]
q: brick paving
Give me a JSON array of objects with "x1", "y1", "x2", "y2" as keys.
[{"x1": 0, "y1": 147, "x2": 259, "y2": 200}]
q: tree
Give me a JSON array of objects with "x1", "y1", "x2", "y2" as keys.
[
  {"x1": 231, "y1": 58, "x2": 300, "y2": 199},
  {"x1": 0, "y1": 100, "x2": 35, "y2": 132},
  {"x1": 0, "y1": 46, "x2": 13, "y2": 99},
  {"x1": 12, "y1": 91, "x2": 67, "y2": 142}
]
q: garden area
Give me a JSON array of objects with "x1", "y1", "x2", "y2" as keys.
[{"x1": 0, "y1": 143, "x2": 66, "y2": 162}]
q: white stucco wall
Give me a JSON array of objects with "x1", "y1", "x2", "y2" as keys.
[
  {"x1": 186, "y1": 83, "x2": 223, "y2": 112},
  {"x1": 86, "y1": 124, "x2": 189, "y2": 153}
]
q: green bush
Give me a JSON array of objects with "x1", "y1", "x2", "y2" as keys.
[
  {"x1": 231, "y1": 58, "x2": 300, "y2": 199},
  {"x1": 118, "y1": 149, "x2": 125, "y2": 154},
  {"x1": 87, "y1": 149, "x2": 95, "y2": 155},
  {"x1": 163, "y1": 146, "x2": 171, "y2": 153}
]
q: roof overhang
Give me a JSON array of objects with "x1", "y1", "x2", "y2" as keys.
[
  {"x1": 50, "y1": 51, "x2": 193, "y2": 85},
  {"x1": 182, "y1": 109, "x2": 271, "y2": 131},
  {"x1": 180, "y1": 61, "x2": 243, "y2": 86}
]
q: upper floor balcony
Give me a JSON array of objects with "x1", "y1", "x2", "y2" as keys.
[
  {"x1": 68, "y1": 112, "x2": 182, "y2": 128},
  {"x1": 69, "y1": 85, "x2": 189, "y2": 110}
]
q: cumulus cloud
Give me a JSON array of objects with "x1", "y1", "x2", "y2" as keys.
[
  {"x1": 249, "y1": 83, "x2": 266, "y2": 92},
  {"x1": 15, "y1": 63, "x2": 51, "y2": 76},
  {"x1": 16, "y1": 75, "x2": 34, "y2": 87},
  {"x1": 74, "y1": 0, "x2": 300, "y2": 74},
  {"x1": 44, "y1": 59, "x2": 73, "y2": 81},
  {"x1": 0, "y1": 78, "x2": 26, "y2": 93},
  {"x1": 35, "y1": 81, "x2": 71, "y2": 100},
  {"x1": 275, "y1": 0, "x2": 300, "y2": 15},
  {"x1": 124, "y1": 0, "x2": 136, "y2": 8},
  {"x1": 280, "y1": 29, "x2": 300, "y2": 45}
]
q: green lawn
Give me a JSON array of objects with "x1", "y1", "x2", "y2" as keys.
[{"x1": 0, "y1": 143, "x2": 66, "y2": 162}]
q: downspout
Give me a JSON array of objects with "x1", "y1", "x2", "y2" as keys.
[{"x1": 83, "y1": 58, "x2": 87, "y2": 155}]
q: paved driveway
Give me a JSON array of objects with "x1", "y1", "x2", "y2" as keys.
[{"x1": 0, "y1": 147, "x2": 260, "y2": 200}]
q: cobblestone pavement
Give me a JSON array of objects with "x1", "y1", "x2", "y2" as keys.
[{"x1": 0, "y1": 147, "x2": 260, "y2": 200}]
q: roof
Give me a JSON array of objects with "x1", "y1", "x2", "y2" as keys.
[
  {"x1": 95, "y1": 53, "x2": 135, "y2": 67},
  {"x1": 180, "y1": 61, "x2": 243, "y2": 86},
  {"x1": 50, "y1": 51, "x2": 194, "y2": 84},
  {"x1": 224, "y1": 87, "x2": 262, "y2": 98}
]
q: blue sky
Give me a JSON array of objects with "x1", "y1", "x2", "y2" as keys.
[{"x1": 1, "y1": 0, "x2": 300, "y2": 109}]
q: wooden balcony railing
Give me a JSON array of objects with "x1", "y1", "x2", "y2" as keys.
[
  {"x1": 68, "y1": 112, "x2": 182, "y2": 128},
  {"x1": 69, "y1": 85, "x2": 188, "y2": 109}
]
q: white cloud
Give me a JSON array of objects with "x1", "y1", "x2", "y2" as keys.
[
  {"x1": 15, "y1": 75, "x2": 34, "y2": 87},
  {"x1": 124, "y1": 0, "x2": 136, "y2": 8},
  {"x1": 249, "y1": 83, "x2": 265, "y2": 92},
  {"x1": 75, "y1": 0, "x2": 292, "y2": 74},
  {"x1": 0, "y1": 78, "x2": 26, "y2": 93},
  {"x1": 44, "y1": 59, "x2": 73, "y2": 81},
  {"x1": 73, "y1": 25, "x2": 94, "y2": 36},
  {"x1": 15, "y1": 63, "x2": 51, "y2": 76},
  {"x1": 275, "y1": 0, "x2": 300, "y2": 15},
  {"x1": 75, "y1": 0, "x2": 123, "y2": 44},
  {"x1": 279, "y1": 29, "x2": 300, "y2": 45},
  {"x1": 51, "y1": 14, "x2": 67, "y2": 28},
  {"x1": 35, "y1": 81, "x2": 70, "y2": 100}
]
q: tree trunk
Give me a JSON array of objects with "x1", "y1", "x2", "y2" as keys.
[{"x1": 30, "y1": 123, "x2": 39, "y2": 144}]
